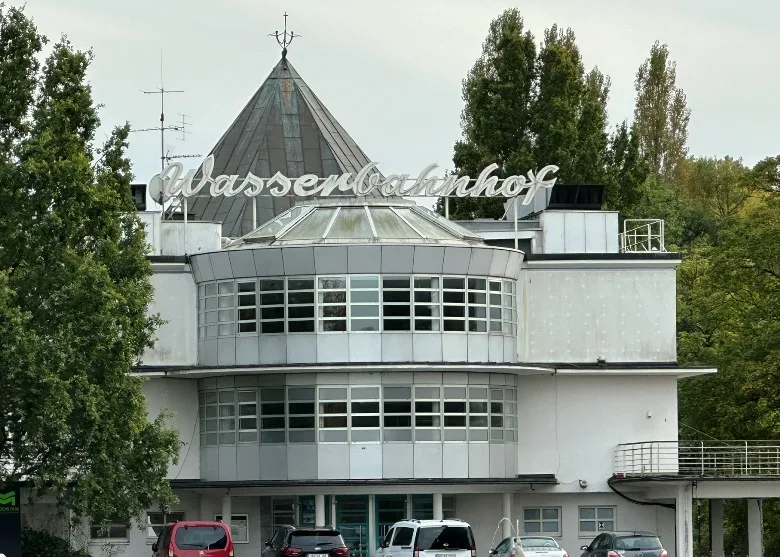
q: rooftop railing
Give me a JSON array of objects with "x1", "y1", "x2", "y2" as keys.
[
  {"x1": 614, "y1": 441, "x2": 780, "y2": 478},
  {"x1": 619, "y1": 219, "x2": 666, "y2": 253}
]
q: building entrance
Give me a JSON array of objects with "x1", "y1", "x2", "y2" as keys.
[
  {"x1": 336, "y1": 496, "x2": 369, "y2": 557},
  {"x1": 375, "y1": 495, "x2": 407, "y2": 549}
]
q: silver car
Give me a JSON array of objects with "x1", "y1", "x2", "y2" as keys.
[{"x1": 490, "y1": 536, "x2": 568, "y2": 557}]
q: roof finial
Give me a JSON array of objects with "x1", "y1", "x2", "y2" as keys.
[{"x1": 269, "y1": 12, "x2": 300, "y2": 59}]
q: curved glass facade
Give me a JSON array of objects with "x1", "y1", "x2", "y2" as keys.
[
  {"x1": 199, "y1": 382, "x2": 518, "y2": 447},
  {"x1": 197, "y1": 274, "x2": 518, "y2": 338}
]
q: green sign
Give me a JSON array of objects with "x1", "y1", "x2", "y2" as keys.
[{"x1": 0, "y1": 491, "x2": 19, "y2": 513}]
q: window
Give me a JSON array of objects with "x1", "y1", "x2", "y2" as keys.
[
  {"x1": 504, "y1": 388, "x2": 518, "y2": 443},
  {"x1": 411, "y1": 495, "x2": 457, "y2": 520},
  {"x1": 217, "y1": 281, "x2": 235, "y2": 337},
  {"x1": 393, "y1": 527, "x2": 414, "y2": 546},
  {"x1": 467, "y1": 278, "x2": 487, "y2": 332},
  {"x1": 350, "y1": 275, "x2": 380, "y2": 331},
  {"x1": 490, "y1": 388, "x2": 504, "y2": 441},
  {"x1": 288, "y1": 278, "x2": 315, "y2": 332},
  {"x1": 523, "y1": 507, "x2": 561, "y2": 537},
  {"x1": 318, "y1": 276, "x2": 347, "y2": 332},
  {"x1": 579, "y1": 506, "x2": 616, "y2": 536},
  {"x1": 238, "y1": 390, "x2": 258, "y2": 443},
  {"x1": 215, "y1": 513, "x2": 249, "y2": 543},
  {"x1": 383, "y1": 386, "x2": 412, "y2": 442},
  {"x1": 413, "y1": 277, "x2": 441, "y2": 331},
  {"x1": 442, "y1": 277, "x2": 466, "y2": 331},
  {"x1": 201, "y1": 283, "x2": 218, "y2": 338},
  {"x1": 237, "y1": 280, "x2": 257, "y2": 333},
  {"x1": 147, "y1": 511, "x2": 185, "y2": 543},
  {"x1": 351, "y1": 386, "x2": 380, "y2": 442},
  {"x1": 443, "y1": 387, "x2": 467, "y2": 441},
  {"x1": 468, "y1": 387, "x2": 488, "y2": 442},
  {"x1": 288, "y1": 387, "x2": 316, "y2": 443},
  {"x1": 414, "y1": 386, "x2": 441, "y2": 441},
  {"x1": 200, "y1": 391, "x2": 218, "y2": 446},
  {"x1": 488, "y1": 280, "x2": 503, "y2": 333},
  {"x1": 503, "y1": 280, "x2": 517, "y2": 336},
  {"x1": 260, "y1": 388, "x2": 286, "y2": 444},
  {"x1": 272, "y1": 498, "x2": 295, "y2": 530},
  {"x1": 259, "y1": 278, "x2": 285, "y2": 333},
  {"x1": 319, "y1": 387, "x2": 348, "y2": 442},
  {"x1": 90, "y1": 518, "x2": 129, "y2": 541},
  {"x1": 218, "y1": 390, "x2": 236, "y2": 444},
  {"x1": 383, "y1": 276, "x2": 411, "y2": 331}
]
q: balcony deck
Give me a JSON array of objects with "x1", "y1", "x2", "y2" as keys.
[{"x1": 614, "y1": 441, "x2": 780, "y2": 478}]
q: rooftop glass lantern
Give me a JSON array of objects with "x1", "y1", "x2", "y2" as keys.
[{"x1": 223, "y1": 198, "x2": 485, "y2": 248}]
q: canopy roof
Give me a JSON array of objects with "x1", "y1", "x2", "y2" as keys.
[{"x1": 223, "y1": 198, "x2": 485, "y2": 248}]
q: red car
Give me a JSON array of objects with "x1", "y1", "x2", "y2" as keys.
[{"x1": 152, "y1": 520, "x2": 235, "y2": 557}]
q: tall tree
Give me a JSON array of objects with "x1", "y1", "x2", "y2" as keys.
[
  {"x1": 0, "y1": 5, "x2": 179, "y2": 527},
  {"x1": 604, "y1": 121, "x2": 648, "y2": 215},
  {"x1": 447, "y1": 8, "x2": 537, "y2": 220},
  {"x1": 633, "y1": 41, "x2": 690, "y2": 180},
  {"x1": 572, "y1": 68, "x2": 610, "y2": 184},
  {"x1": 531, "y1": 25, "x2": 584, "y2": 181}
]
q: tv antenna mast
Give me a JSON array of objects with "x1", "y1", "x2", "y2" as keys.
[{"x1": 164, "y1": 113, "x2": 202, "y2": 164}]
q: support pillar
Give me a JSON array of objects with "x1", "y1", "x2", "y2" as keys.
[
  {"x1": 331, "y1": 496, "x2": 338, "y2": 528},
  {"x1": 502, "y1": 492, "x2": 512, "y2": 540},
  {"x1": 433, "y1": 494, "x2": 443, "y2": 520},
  {"x1": 675, "y1": 484, "x2": 693, "y2": 557},
  {"x1": 221, "y1": 494, "x2": 232, "y2": 532},
  {"x1": 199, "y1": 494, "x2": 210, "y2": 522},
  {"x1": 315, "y1": 494, "x2": 326, "y2": 527},
  {"x1": 748, "y1": 499, "x2": 763, "y2": 557},
  {"x1": 710, "y1": 500, "x2": 724, "y2": 557}
]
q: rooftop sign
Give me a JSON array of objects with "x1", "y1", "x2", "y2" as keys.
[{"x1": 147, "y1": 156, "x2": 558, "y2": 205}]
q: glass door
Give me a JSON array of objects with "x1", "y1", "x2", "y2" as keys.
[
  {"x1": 375, "y1": 495, "x2": 407, "y2": 549},
  {"x1": 299, "y1": 496, "x2": 332, "y2": 527},
  {"x1": 336, "y1": 496, "x2": 369, "y2": 557}
]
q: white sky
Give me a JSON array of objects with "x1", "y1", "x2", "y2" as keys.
[{"x1": 21, "y1": 0, "x2": 780, "y2": 192}]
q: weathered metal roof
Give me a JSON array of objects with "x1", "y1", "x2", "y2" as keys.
[
  {"x1": 223, "y1": 198, "x2": 486, "y2": 248},
  {"x1": 187, "y1": 57, "x2": 379, "y2": 238}
]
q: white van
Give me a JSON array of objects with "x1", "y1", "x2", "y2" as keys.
[{"x1": 377, "y1": 519, "x2": 476, "y2": 557}]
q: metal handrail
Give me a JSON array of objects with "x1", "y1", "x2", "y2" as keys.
[
  {"x1": 614, "y1": 440, "x2": 780, "y2": 477},
  {"x1": 619, "y1": 219, "x2": 666, "y2": 253}
]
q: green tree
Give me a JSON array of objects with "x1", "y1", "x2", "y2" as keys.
[
  {"x1": 604, "y1": 121, "x2": 648, "y2": 215},
  {"x1": 572, "y1": 68, "x2": 610, "y2": 184},
  {"x1": 0, "y1": 5, "x2": 179, "y2": 527},
  {"x1": 633, "y1": 41, "x2": 690, "y2": 180},
  {"x1": 531, "y1": 25, "x2": 584, "y2": 182}
]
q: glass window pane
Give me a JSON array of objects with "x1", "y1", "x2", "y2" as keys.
[
  {"x1": 369, "y1": 207, "x2": 421, "y2": 239},
  {"x1": 327, "y1": 208, "x2": 373, "y2": 239},
  {"x1": 283, "y1": 208, "x2": 336, "y2": 240}
]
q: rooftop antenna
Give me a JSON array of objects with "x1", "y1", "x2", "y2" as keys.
[
  {"x1": 269, "y1": 12, "x2": 300, "y2": 60},
  {"x1": 135, "y1": 50, "x2": 184, "y2": 172},
  {"x1": 164, "y1": 114, "x2": 202, "y2": 164}
]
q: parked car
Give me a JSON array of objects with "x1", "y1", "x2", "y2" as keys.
[
  {"x1": 490, "y1": 536, "x2": 568, "y2": 557},
  {"x1": 262, "y1": 526, "x2": 350, "y2": 557},
  {"x1": 579, "y1": 531, "x2": 667, "y2": 557},
  {"x1": 152, "y1": 520, "x2": 234, "y2": 557},
  {"x1": 377, "y1": 519, "x2": 476, "y2": 557}
]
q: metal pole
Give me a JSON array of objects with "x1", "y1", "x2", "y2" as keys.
[
  {"x1": 183, "y1": 198, "x2": 188, "y2": 254},
  {"x1": 514, "y1": 199, "x2": 519, "y2": 250},
  {"x1": 444, "y1": 197, "x2": 449, "y2": 219},
  {"x1": 253, "y1": 197, "x2": 258, "y2": 229}
]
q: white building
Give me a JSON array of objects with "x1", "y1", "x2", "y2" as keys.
[{"x1": 29, "y1": 53, "x2": 777, "y2": 557}]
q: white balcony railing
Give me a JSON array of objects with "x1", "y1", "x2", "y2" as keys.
[
  {"x1": 619, "y1": 219, "x2": 666, "y2": 253},
  {"x1": 614, "y1": 441, "x2": 780, "y2": 478}
]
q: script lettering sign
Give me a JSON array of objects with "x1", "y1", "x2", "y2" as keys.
[{"x1": 147, "y1": 156, "x2": 558, "y2": 206}]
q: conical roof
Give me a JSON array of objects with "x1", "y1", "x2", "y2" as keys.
[{"x1": 187, "y1": 56, "x2": 379, "y2": 237}]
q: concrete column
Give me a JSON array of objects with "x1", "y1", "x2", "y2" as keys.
[
  {"x1": 710, "y1": 499, "x2": 724, "y2": 557},
  {"x1": 675, "y1": 484, "x2": 693, "y2": 557},
  {"x1": 199, "y1": 494, "x2": 210, "y2": 521},
  {"x1": 331, "y1": 496, "x2": 338, "y2": 528},
  {"x1": 221, "y1": 495, "x2": 232, "y2": 531},
  {"x1": 368, "y1": 495, "x2": 377, "y2": 557},
  {"x1": 748, "y1": 499, "x2": 763, "y2": 557},
  {"x1": 433, "y1": 494, "x2": 443, "y2": 520},
  {"x1": 502, "y1": 493, "x2": 512, "y2": 539},
  {"x1": 315, "y1": 495, "x2": 326, "y2": 526}
]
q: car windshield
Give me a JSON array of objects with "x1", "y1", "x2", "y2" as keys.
[
  {"x1": 290, "y1": 531, "x2": 343, "y2": 548},
  {"x1": 416, "y1": 526, "x2": 473, "y2": 551},
  {"x1": 615, "y1": 536, "x2": 663, "y2": 551},
  {"x1": 520, "y1": 538, "x2": 559, "y2": 548},
  {"x1": 174, "y1": 525, "x2": 228, "y2": 549}
]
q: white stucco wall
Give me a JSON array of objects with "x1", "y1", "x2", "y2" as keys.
[
  {"x1": 143, "y1": 378, "x2": 200, "y2": 480},
  {"x1": 520, "y1": 264, "x2": 678, "y2": 363},
  {"x1": 516, "y1": 375, "x2": 678, "y2": 491},
  {"x1": 141, "y1": 271, "x2": 197, "y2": 366},
  {"x1": 539, "y1": 211, "x2": 620, "y2": 254}
]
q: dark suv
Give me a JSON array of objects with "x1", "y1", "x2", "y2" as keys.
[
  {"x1": 263, "y1": 526, "x2": 350, "y2": 557},
  {"x1": 580, "y1": 531, "x2": 667, "y2": 557}
]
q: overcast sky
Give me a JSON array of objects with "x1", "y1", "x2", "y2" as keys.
[{"x1": 22, "y1": 0, "x2": 780, "y2": 196}]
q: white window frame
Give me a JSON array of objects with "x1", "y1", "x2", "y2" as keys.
[
  {"x1": 146, "y1": 511, "x2": 186, "y2": 544},
  {"x1": 215, "y1": 513, "x2": 250, "y2": 543},
  {"x1": 349, "y1": 275, "x2": 380, "y2": 332},
  {"x1": 382, "y1": 275, "x2": 412, "y2": 332},
  {"x1": 237, "y1": 389, "x2": 258, "y2": 443},
  {"x1": 441, "y1": 276, "x2": 467, "y2": 332},
  {"x1": 382, "y1": 386, "x2": 412, "y2": 442},
  {"x1": 349, "y1": 386, "x2": 381, "y2": 443},
  {"x1": 522, "y1": 507, "x2": 561, "y2": 537},
  {"x1": 413, "y1": 386, "x2": 442, "y2": 442},
  {"x1": 287, "y1": 386, "x2": 316, "y2": 443},
  {"x1": 260, "y1": 387, "x2": 286, "y2": 444},
  {"x1": 258, "y1": 277, "x2": 286, "y2": 334},
  {"x1": 466, "y1": 277, "x2": 488, "y2": 333},
  {"x1": 578, "y1": 506, "x2": 616, "y2": 537},
  {"x1": 317, "y1": 275, "x2": 348, "y2": 333},
  {"x1": 217, "y1": 280, "x2": 236, "y2": 337},
  {"x1": 412, "y1": 276, "x2": 441, "y2": 332},
  {"x1": 287, "y1": 276, "x2": 316, "y2": 333},
  {"x1": 89, "y1": 521, "x2": 129, "y2": 543},
  {"x1": 236, "y1": 279, "x2": 258, "y2": 334}
]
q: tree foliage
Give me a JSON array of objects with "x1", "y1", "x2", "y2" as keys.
[{"x1": 0, "y1": 5, "x2": 179, "y2": 526}]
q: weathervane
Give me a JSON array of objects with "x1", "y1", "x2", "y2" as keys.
[{"x1": 269, "y1": 12, "x2": 299, "y2": 59}]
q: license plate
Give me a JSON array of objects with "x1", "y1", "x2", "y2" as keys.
[
  {"x1": 308, "y1": 554, "x2": 329, "y2": 557},
  {"x1": 435, "y1": 554, "x2": 454, "y2": 557}
]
